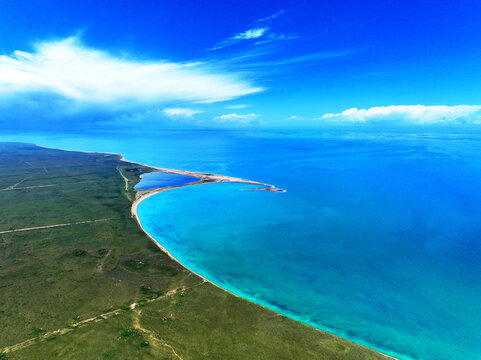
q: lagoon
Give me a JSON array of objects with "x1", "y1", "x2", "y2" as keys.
[{"x1": 134, "y1": 171, "x2": 199, "y2": 190}]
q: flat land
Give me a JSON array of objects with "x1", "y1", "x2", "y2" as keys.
[{"x1": 0, "y1": 143, "x2": 388, "y2": 360}]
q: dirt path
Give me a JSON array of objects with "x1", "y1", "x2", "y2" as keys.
[
  {"x1": 133, "y1": 308, "x2": 184, "y2": 360},
  {"x1": 3, "y1": 175, "x2": 32, "y2": 190},
  {"x1": 96, "y1": 249, "x2": 112, "y2": 273},
  {"x1": 0, "y1": 282, "x2": 204, "y2": 355},
  {"x1": 0, "y1": 180, "x2": 99, "y2": 192},
  {"x1": 0, "y1": 219, "x2": 112, "y2": 234},
  {"x1": 117, "y1": 166, "x2": 129, "y2": 190},
  {"x1": 0, "y1": 184, "x2": 58, "y2": 191}
]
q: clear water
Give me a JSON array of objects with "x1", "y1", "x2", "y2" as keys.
[
  {"x1": 2, "y1": 128, "x2": 481, "y2": 360},
  {"x1": 134, "y1": 171, "x2": 199, "y2": 190}
]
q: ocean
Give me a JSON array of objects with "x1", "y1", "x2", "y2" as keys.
[{"x1": 2, "y1": 128, "x2": 481, "y2": 360}]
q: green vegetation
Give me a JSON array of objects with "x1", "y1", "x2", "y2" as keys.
[
  {"x1": 0, "y1": 142, "x2": 388, "y2": 359},
  {"x1": 73, "y1": 249, "x2": 87, "y2": 257},
  {"x1": 98, "y1": 248, "x2": 109, "y2": 256}
]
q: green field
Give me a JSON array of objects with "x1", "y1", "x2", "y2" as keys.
[{"x1": 0, "y1": 143, "x2": 388, "y2": 359}]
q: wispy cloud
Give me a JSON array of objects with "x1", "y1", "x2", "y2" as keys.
[
  {"x1": 254, "y1": 33, "x2": 299, "y2": 46},
  {"x1": 224, "y1": 104, "x2": 249, "y2": 109},
  {"x1": 163, "y1": 108, "x2": 203, "y2": 118},
  {"x1": 255, "y1": 10, "x2": 285, "y2": 24},
  {"x1": 214, "y1": 113, "x2": 260, "y2": 124},
  {"x1": 209, "y1": 28, "x2": 269, "y2": 50},
  {"x1": 208, "y1": 10, "x2": 294, "y2": 50},
  {"x1": 215, "y1": 49, "x2": 354, "y2": 74},
  {"x1": 234, "y1": 28, "x2": 268, "y2": 40},
  {"x1": 0, "y1": 37, "x2": 263, "y2": 106},
  {"x1": 320, "y1": 105, "x2": 481, "y2": 124},
  {"x1": 249, "y1": 50, "x2": 355, "y2": 67}
]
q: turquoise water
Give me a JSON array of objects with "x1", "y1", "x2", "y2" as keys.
[
  {"x1": 2, "y1": 129, "x2": 481, "y2": 360},
  {"x1": 134, "y1": 171, "x2": 199, "y2": 190}
]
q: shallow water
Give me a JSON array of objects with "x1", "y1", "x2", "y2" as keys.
[
  {"x1": 134, "y1": 171, "x2": 199, "y2": 190},
  {"x1": 2, "y1": 128, "x2": 481, "y2": 360}
]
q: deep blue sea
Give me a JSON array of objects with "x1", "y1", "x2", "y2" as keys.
[{"x1": 2, "y1": 128, "x2": 481, "y2": 360}]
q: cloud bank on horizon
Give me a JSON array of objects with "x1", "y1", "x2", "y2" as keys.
[
  {"x1": 0, "y1": 37, "x2": 262, "y2": 106},
  {"x1": 320, "y1": 105, "x2": 481, "y2": 125}
]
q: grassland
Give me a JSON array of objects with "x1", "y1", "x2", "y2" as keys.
[{"x1": 0, "y1": 142, "x2": 389, "y2": 359}]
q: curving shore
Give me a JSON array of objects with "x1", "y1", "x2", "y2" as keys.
[
  {"x1": 127, "y1": 162, "x2": 397, "y2": 360},
  {"x1": 129, "y1": 162, "x2": 283, "y2": 288},
  {"x1": 35, "y1": 143, "x2": 396, "y2": 359}
]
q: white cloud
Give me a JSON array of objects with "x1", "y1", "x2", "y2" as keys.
[
  {"x1": 225, "y1": 104, "x2": 249, "y2": 109},
  {"x1": 209, "y1": 11, "x2": 292, "y2": 50},
  {"x1": 231, "y1": 50, "x2": 354, "y2": 71},
  {"x1": 321, "y1": 105, "x2": 481, "y2": 124},
  {"x1": 214, "y1": 113, "x2": 259, "y2": 123},
  {"x1": 233, "y1": 28, "x2": 268, "y2": 40},
  {"x1": 162, "y1": 108, "x2": 203, "y2": 118},
  {"x1": 256, "y1": 10, "x2": 285, "y2": 23},
  {"x1": 209, "y1": 28, "x2": 268, "y2": 50},
  {"x1": 0, "y1": 37, "x2": 262, "y2": 106},
  {"x1": 254, "y1": 33, "x2": 299, "y2": 45}
]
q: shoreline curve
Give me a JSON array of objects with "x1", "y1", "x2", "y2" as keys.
[
  {"x1": 128, "y1": 171, "x2": 398, "y2": 360},
  {"x1": 34, "y1": 143, "x2": 397, "y2": 360}
]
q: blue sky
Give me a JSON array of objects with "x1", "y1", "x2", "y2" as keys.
[{"x1": 1, "y1": 0, "x2": 481, "y2": 129}]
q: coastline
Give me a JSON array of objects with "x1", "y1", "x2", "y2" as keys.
[
  {"x1": 35, "y1": 143, "x2": 396, "y2": 360},
  {"x1": 130, "y1": 172, "x2": 279, "y2": 287},
  {"x1": 127, "y1": 167, "x2": 397, "y2": 360}
]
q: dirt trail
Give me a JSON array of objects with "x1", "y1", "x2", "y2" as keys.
[
  {"x1": 133, "y1": 309, "x2": 184, "y2": 360},
  {"x1": 117, "y1": 166, "x2": 129, "y2": 190},
  {"x1": 0, "y1": 184, "x2": 58, "y2": 191},
  {"x1": 96, "y1": 249, "x2": 112, "y2": 273},
  {"x1": 3, "y1": 175, "x2": 32, "y2": 190},
  {"x1": 0, "y1": 219, "x2": 111, "y2": 234},
  {"x1": 0, "y1": 180, "x2": 99, "y2": 192},
  {"x1": 0, "y1": 282, "x2": 204, "y2": 355}
]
